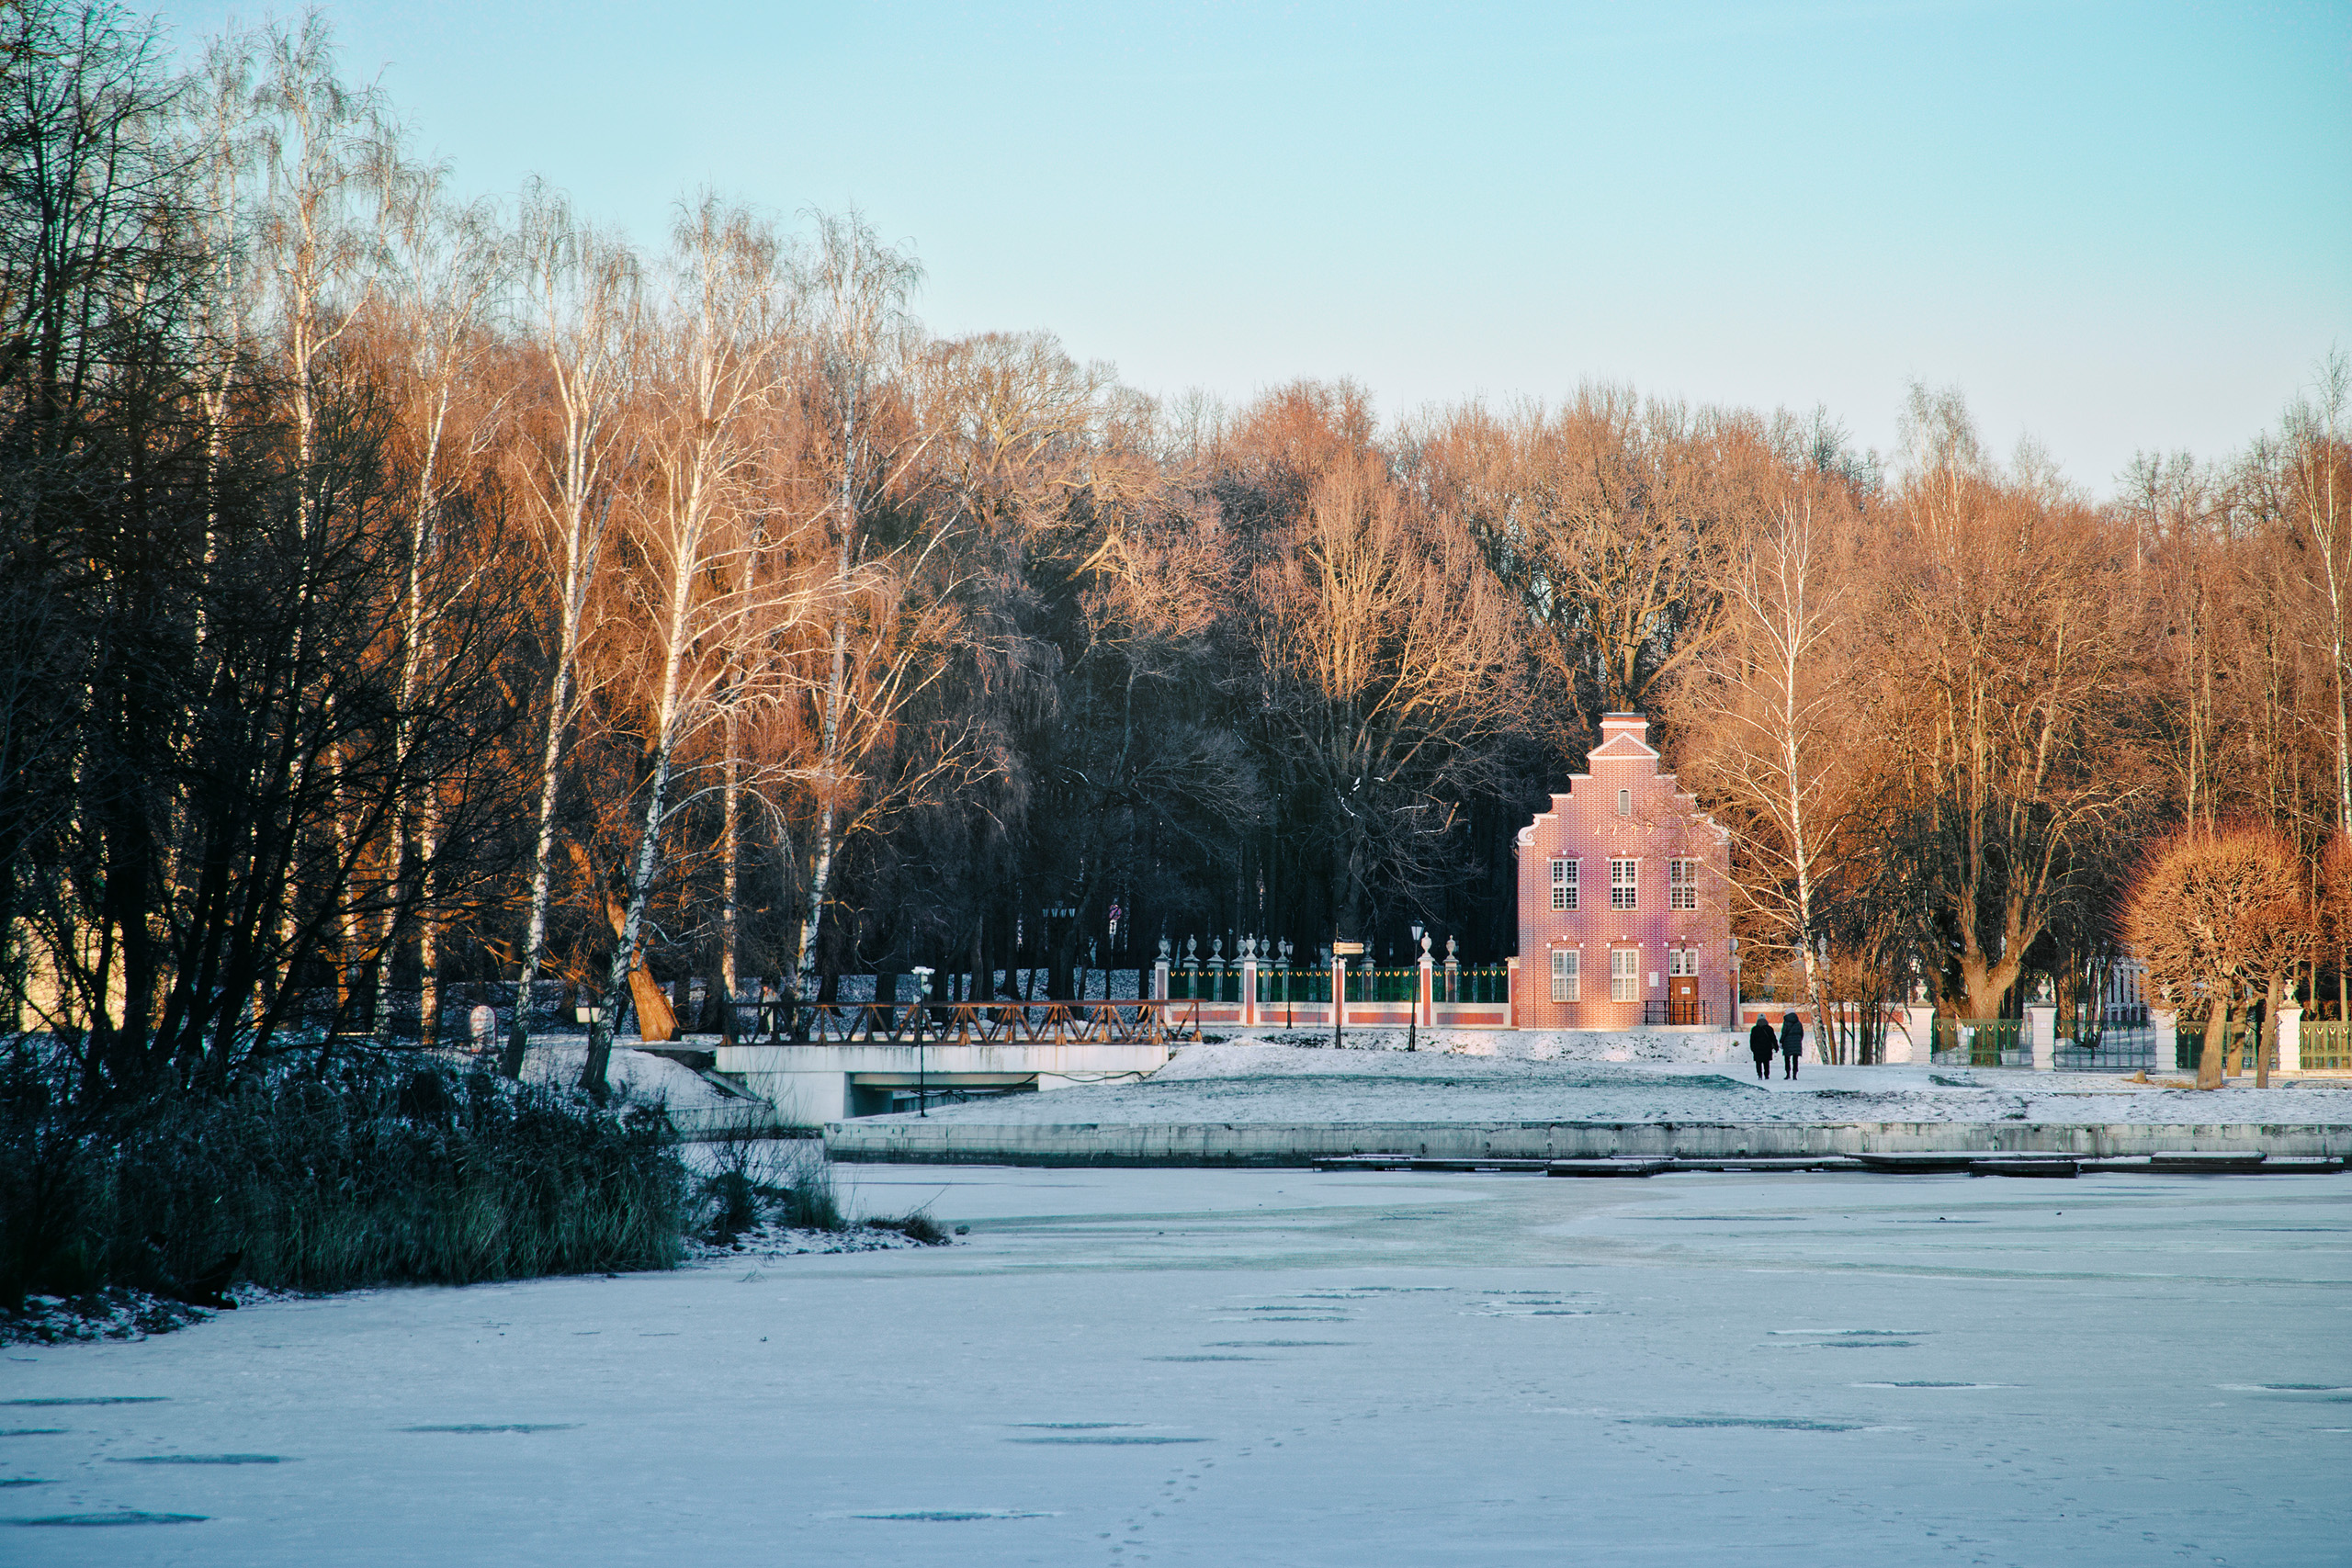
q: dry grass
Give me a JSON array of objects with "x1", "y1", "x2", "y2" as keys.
[{"x1": 0, "y1": 1042, "x2": 686, "y2": 1312}]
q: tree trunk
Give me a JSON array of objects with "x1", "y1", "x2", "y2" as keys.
[
  {"x1": 500, "y1": 662, "x2": 572, "y2": 1078},
  {"x1": 2258, "y1": 973, "x2": 2283, "y2": 1090},
  {"x1": 719, "y1": 711, "x2": 741, "y2": 1021},
  {"x1": 2198, "y1": 998, "x2": 2227, "y2": 1090},
  {"x1": 587, "y1": 561, "x2": 699, "y2": 1093}
]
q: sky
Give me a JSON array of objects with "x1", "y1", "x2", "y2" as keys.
[{"x1": 154, "y1": 0, "x2": 2351, "y2": 494}]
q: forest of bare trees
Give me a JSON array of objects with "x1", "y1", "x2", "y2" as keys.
[{"x1": 7, "y1": 3, "x2": 2349, "y2": 1099}]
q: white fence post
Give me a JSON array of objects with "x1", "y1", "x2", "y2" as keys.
[
  {"x1": 2278, "y1": 1006, "x2": 2302, "y2": 1074},
  {"x1": 2026, "y1": 1004, "x2": 2056, "y2": 1071},
  {"x1": 1887, "y1": 1004, "x2": 1934, "y2": 1065},
  {"x1": 2148, "y1": 1010, "x2": 2177, "y2": 1077}
]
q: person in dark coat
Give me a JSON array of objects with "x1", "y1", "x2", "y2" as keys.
[
  {"x1": 1747, "y1": 1016, "x2": 1778, "y2": 1080},
  {"x1": 1780, "y1": 1011, "x2": 1805, "y2": 1078}
]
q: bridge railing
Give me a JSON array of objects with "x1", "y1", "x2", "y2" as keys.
[{"x1": 773, "y1": 998, "x2": 1200, "y2": 1046}]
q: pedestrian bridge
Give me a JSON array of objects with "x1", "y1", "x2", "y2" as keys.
[{"x1": 717, "y1": 1000, "x2": 1191, "y2": 1121}]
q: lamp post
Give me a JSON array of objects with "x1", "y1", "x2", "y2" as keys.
[
  {"x1": 1408, "y1": 924, "x2": 1423, "y2": 1053},
  {"x1": 1728, "y1": 936, "x2": 1740, "y2": 1034},
  {"x1": 911, "y1": 964, "x2": 934, "y2": 1115}
]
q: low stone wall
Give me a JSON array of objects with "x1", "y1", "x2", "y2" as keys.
[{"x1": 825, "y1": 1118, "x2": 2352, "y2": 1167}]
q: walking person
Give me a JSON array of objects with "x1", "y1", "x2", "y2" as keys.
[
  {"x1": 757, "y1": 978, "x2": 779, "y2": 1040},
  {"x1": 1748, "y1": 1015, "x2": 1778, "y2": 1080},
  {"x1": 1780, "y1": 1010, "x2": 1805, "y2": 1079}
]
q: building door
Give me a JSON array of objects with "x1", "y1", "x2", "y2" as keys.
[{"x1": 1668, "y1": 974, "x2": 1698, "y2": 1025}]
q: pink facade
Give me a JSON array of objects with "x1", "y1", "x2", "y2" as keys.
[{"x1": 1514, "y1": 714, "x2": 1732, "y2": 1030}]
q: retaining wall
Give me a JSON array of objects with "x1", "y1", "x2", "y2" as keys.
[{"x1": 824, "y1": 1118, "x2": 2352, "y2": 1166}]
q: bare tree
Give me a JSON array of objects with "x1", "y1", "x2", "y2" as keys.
[
  {"x1": 1887, "y1": 388, "x2": 2147, "y2": 1020},
  {"x1": 1417, "y1": 389, "x2": 1740, "y2": 739},
  {"x1": 582, "y1": 196, "x2": 798, "y2": 1096},
  {"x1": 1674, "y1": 491, "x2": 1859, "y2": 1049},
  {"x1": 790, "y1": 211, "x2": 924, "y2": 1009},
  {"x1": 2281, "y1": 352, "x2": 2351, "y2": 835},
  {"x1": 500, "y1": 186, "x2": 639, "y2": 1077},
  {"x1": 368, "y1": 179, "x2": 506, "y2": 1045},
  {"x1": 1249, "y1": 447, "x2": 1527, "y2": 935}
]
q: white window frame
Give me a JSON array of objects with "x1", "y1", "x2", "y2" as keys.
[
  {"x1": 1610, "y1": 858, "x2": 1638, "y2": 910},
  {"x1": 1550, "y1": 948, "x2": 1579, "y2": 1002},
  {"x1": 1668, "y1": 948, "x2": 1696, "y2": 978},
  {"x1": 1610, "y1": 947, "x2": 1639, "y2": 1002},
  {"x1": 1616, "y1": 788, "x2": 1631, "y2": 818},
  {"x1": 1669, "y1": 857, "x2": 1699, "y2": 909},
  {"x1": 1550, "y1": 857, "x2": 1577, "y2": 910}
]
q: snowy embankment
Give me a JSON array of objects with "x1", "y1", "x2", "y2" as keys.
[
  {"x1": 515, "y1": 1043, "x2": 781, "y2": 1138},
  {"x1": 884, "y1": 1042, "x2": 2352, "y2": 1128},
  {"x1": 1238, "y1": 1026, "x2": 1747, "y2": 1064}
]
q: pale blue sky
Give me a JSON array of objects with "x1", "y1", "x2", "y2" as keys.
[{"x1": 160, "y1": 1, "x2": 2349, "y2": 492}]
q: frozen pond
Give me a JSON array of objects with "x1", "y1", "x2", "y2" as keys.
[{"x1": 4, "y1": 1164, "x2": 2346, "y2": 1564}]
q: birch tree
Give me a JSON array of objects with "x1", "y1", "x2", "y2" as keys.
[
  {"x1": 499, "y1": 187, "x2": 639, "y2": 1077},
  {"x1": 790, "y1": 212, "x2": 922, "y2": 1008},
  {"x1": 2282, "y1": 352, "x2": 2351, "y2": 836},
  {"x1": 583, "y1": 197, "x2": 794, "y2": 1096},
  {"x1": 368, "y1": 181, "x2": 506, "y2": 1044},
  {"x1": 1676, "y1": 495, "x2": 1854, "y2": 1046}
]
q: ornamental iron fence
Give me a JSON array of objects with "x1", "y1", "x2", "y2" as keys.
[
  {"x1": 2303, "y1": 1020, "x2": 2352, "y2": 1072},
  {"x1": 1931, "y1": 1016, "x2": 2026, "y2": 1067}
]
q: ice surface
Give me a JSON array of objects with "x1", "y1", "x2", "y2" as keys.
[
  {"x1": 3, "y1": 1161, "x2": 2346, "y2": 1563},
  {"x1": 883, "y1": 1042, "x2": 2352, "y2": 1126}
]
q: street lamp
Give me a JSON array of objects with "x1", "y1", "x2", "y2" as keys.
[
  {"x1": 911, "y1": 964, "x2": 934, "y2": 1115},
  {"x1": 1408, "y1": 924, "x2": 1423, "y2": 1053}
]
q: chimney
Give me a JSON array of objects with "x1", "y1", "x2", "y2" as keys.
[{"x1": 1599, "y1": 712, "x2": 1648, "y2": 746}]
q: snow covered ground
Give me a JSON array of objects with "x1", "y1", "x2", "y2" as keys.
[
  {"x1": 512, "y1": 1043, "x2": 741, "y2": 1110},
  {"x1": 879, "y1": 1041, "x2": 2352, "y2": 1127},
  {"x1": 3, "y1": 1162, "x2": 2346, "y2": 1563},
  {"x1": 509, "y1": 1043, "x2": 780, "y2": 1137}
]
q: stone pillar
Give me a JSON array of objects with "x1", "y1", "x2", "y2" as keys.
[
  {"x1": 1505, "y1": 955, "x2": 1521, "y2": 1030},
  {"x1": 1418, "y1": 944, "x2": 1434, "y2": 1029},
  {"x1": 1153, "y1": 951, "x2": 1170, "y2": 1003},
  {"x1": 1331, "y1": 953, "x2": 1347, "y2": 1042},
  {"x1": 2026, "y1": 1004, "x2": 2056, "y2": 1072},
  {"x1": 2148, "y1": 1009, "x2": 2177, "y2": 1077},
  {"x1": 2278, "y1": 1005, "x2": 2302, "y2": 1074},
  {"x1": 1241, "y1": 940, "x2": 1260, "y2": 1029}
]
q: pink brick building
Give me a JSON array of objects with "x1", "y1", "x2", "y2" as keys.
[{"x1": 1514, "y1": 713, "x2": 1732, "y2": 1029}]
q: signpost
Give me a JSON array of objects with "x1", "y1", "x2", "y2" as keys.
[{"x1": 1331, "y1": 942, "x2": 1363, "y2": 1049}]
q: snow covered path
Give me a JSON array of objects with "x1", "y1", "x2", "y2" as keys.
[{"x1": 4, "y1": 1164, "x2": 2346, "y2": 1564}]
